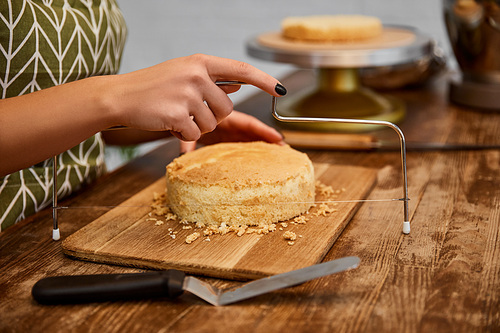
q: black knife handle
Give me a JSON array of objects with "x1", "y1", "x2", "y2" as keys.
[{"x1": 32, "y1": 270, "x2": 185, "y2": 305}]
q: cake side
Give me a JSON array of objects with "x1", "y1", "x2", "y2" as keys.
[
  {"x1": 281, "y1": 15, "x2": 383, "y2": 42},
  {"x1": 166, "y1": 142, "x2": 315, "y2": 227}
]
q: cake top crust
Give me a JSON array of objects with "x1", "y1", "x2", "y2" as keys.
[{"x1": 166, "y1": 142, "x2": 312, "y2": 187}]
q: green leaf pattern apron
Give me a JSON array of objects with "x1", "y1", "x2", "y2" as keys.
[{"x1": 0, "y1": 0, "x2": 127, "y2": 231}]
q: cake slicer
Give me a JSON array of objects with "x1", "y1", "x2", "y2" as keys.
[
  {"x1": 215, "y1": 80, "x2": 410, "y2": 235},
  {"x1": 32, "y1": 256, "x2": 359, "y2": 306},
  {"x1": 269, "y1": 91, "x2": 410, "y2": 235},
  {"x1": 50, "y1": 80, "x2": 410, "y2": 241}
]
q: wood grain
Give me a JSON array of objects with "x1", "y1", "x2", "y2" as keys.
[
  {"x1": 1, "y1": 72, "x2": 500, "y2": 332},
  {"x1": 62, "y1": 163, "x2": 377, "y2": 280}
]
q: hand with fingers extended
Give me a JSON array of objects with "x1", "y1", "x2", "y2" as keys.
[
  {"x1": 179, "y1": 111, "x2": 285, "y2": 154},
  {"x1": 110, "y1": 54, "x2": 287, "y2": 142}
]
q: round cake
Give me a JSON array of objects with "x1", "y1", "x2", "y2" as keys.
[
  {"x1": 166, "y1": 142, "x2": 315, "y2": 227},
  {"x1": 281, "y1": 15, "x2": 383, "y2": 42}
]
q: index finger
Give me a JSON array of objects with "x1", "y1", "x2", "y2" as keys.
[{"x1": 201, "y1": 55, "x2": 287, "y2": 97}]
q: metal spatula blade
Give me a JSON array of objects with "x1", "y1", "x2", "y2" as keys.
[
  {"x1": 188, "y1": 256, "x2": 360, "y2": 306},
  {"x1": 32, "y1": 256, "x2": 359, "y2": 306}
]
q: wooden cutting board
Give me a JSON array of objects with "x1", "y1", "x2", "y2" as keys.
[{"x1": 62, "y1": 163, "x2": 377, "y2": 280}]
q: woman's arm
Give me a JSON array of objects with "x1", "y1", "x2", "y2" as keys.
[{"x1": 0, "y1": 76, "x2": 114, "y2": 176}]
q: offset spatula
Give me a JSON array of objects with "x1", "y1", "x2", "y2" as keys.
[{"x1": 32, "y1": 256, "x2": 359, "y2": 306}]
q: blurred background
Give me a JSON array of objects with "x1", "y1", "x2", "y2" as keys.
[{"x1": 106, "y1": 0, "x2": 452, "y2": 169}]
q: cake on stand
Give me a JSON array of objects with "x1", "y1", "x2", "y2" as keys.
[{"x1": 247, "y1": 25, "x2": 434, "y2": 132}]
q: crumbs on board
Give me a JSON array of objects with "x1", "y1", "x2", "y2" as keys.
[{"x1": 147, "y1": 180, "x2": 344, "y2": 245}]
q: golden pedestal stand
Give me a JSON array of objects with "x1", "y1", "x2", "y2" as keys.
[
  {"x1": 247, "y1": 26, "x2": 433, "y2": 132},
  {"x1": 278, "y1": 68, "x2": 406, "y2": 132}
]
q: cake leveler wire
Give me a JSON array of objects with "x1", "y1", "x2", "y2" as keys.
[
  {"x1": 51, "y1": 80, "x2": 410, "y2": 240},
  {"x1": 270, "y1": 94, "x2": 410, "y2": 234}
]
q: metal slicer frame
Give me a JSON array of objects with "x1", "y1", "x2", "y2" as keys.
[
  {"x1": 270, "y1": 95, "x2": 410, "y2": 234},
  {"x1": 52, "y1": 155, "x2": 60, "y2": 241},
  {"x1": 51, "y1": 81, "x2": 410, "y2": 240}
]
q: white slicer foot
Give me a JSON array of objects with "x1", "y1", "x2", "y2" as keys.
[
  {"x1": 403, "y1": 221, "x2": 411, "y2": 234},
  {"x1": 52, "y1": 228, "x2": 60, "y2": 241}
]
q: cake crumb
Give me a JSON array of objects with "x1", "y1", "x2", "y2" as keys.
[
  {"x1": 281, "y1": 222, "x2": 288, "y2": 228},
  {"x1": 293, "y1": 215, "x2": 308, "y2": 224},
  {"x1": 153, "y1": 191, "x2": 164, "y2": 201},
  {"x1": 203, "y1": 228, "x2": 215, "y2": 236},
  {"x1": 283, "y1": 231, "x2": 297, "y2": 241},
  {"x1": 257, "y1": 224, "x2": 276, "y2": 234},
  {"x1": 182, "y1": 225, "x2": 193, "y2": 230},
  {"x1": 218, "y1": 223, "x2": 230, "y2": 235},
  {"x1": 154, "y1": 220, "x2": 164, "y2": 226},
  {"x1": 185, "y1": 232, "x2": 200, "y2": 244},
  {"x1": 164, "y1": 213, "x2": 177, "y2": 221},
  {"x1": 288, "y1": 241, "x2": 295, "y2": 246},
  {"x1": 236, "y1": 227, "x2": 247, "y2": 237},
  {"x1": 151, "y1": 205, "x2": 171, "y2": 217},
  {"x1": 315, "y1": 203, "x2": 337, "y2": 216},
  {"x1": 316, "y1": 181, "x2": 335, "y2": 196}
]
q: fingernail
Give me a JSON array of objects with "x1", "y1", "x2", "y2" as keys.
[{"x1": 275, "y1": 83, "x2": 287, "y2": 96}]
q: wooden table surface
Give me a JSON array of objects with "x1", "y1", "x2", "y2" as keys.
[{"x1": 1, "y1": 71, "x2": 499, "y2": 333}]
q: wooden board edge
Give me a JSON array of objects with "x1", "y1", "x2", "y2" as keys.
[{"x1": 62, "y1": 248, "x2": 265, "y2": 281}]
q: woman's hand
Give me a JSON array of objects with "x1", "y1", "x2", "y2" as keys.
[
  {"x1": 179, "y1": 111, "x2": 285, "y2": 154},
  {"x1": 110, "y1": 54, "x2": 286, "y2": 142},
  {"x1": 0, "y1": 54, "x2": 285, "y2": 175}
]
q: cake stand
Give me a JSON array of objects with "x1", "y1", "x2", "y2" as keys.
[{"x1": 246, "y1": 25, "x2": 434, "y2": 131}]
